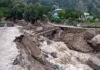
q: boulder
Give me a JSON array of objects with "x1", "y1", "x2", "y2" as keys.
[
  {"x1": 87, "y1": 56, "x2": 100, "y2": 70},
  {"x1": 90, "y1": 34, "x2": 100, "y2": 52},
  {"x1": 96, "y1": 53, "x2": 100, "y2": 58},
  {"x1": 65, "y1": 64, "x2": 93, "y2": 70},
  {"x1": 63, "y1": 33, "x2": 93, "y2": 53},
  {"x1": 84, "y1": 29, "x2": 96, "y2": 41},
  {"x1": 15, "y1": 35, "x2": 41, "y2": 58},
  {"x1": 15, "y1": 35, "x2": 55, "y2": 70},
  {"x1": 36, "y1": 27, "x2": 44, "y2": 32}
]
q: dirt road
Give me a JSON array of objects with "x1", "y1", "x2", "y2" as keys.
[{"x1": 0, "y1": 27, "x2": 21, "y2": 70}]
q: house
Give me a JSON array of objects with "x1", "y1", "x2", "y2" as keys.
[
  {"x1": 84, "y1": 12, "x2": 90, "y2": 16},
  {"x1": 53, "y1": 12, "x2": 60, "y2": 18},
  {"x1": 54, "y1": 9, "x2": 63, "y2": 12},
  {"x1": 84, "y1": 12, "x2": 90, "y2": 19},
  {"x1": 53, "y1": 9, "x2": 63, "y2": 19},
  {"x1": 84, "y1": 12, "x2": 93, "y2": 20}
]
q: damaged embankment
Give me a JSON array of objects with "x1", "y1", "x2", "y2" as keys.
[
  {"x1": 13, "y1": 22, "x2": 100, "y2": 70},
  {"x1": 14, "y1": 34, "x2": 55, "y2": 70},
  {"x1": 40, "y1": 26, "x2": 94, "y2": 53}
]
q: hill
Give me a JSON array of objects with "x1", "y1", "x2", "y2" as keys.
[{"x1": 27, "y1": 0, "x2": 100, "y2": 14}]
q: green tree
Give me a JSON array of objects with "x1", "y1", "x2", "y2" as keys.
[
  {"x1": 64, "y1": 9, "x2": 82, "y2": 19},
  {"x1": 9, "y1": 3, "x2": 26, "y2": 20},
  {"x1": 58, "y1": 10, "x2": 65, "y2": 19},
  {"x1": 23, "y1": 3, "x2": 50, "y2": 23},
  {"x1": 0, "y1": 0, "x2": 12, "y2": 7}
]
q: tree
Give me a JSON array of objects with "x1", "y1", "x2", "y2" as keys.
[
  {"x1": 58, "y1": 10, "x2": 65, "y2": 19},
  {"x1": 65, "y1": 9, "x2": 73, "y2": 19},
  {"x1": 0, "y1": 0, "x2": 50, "y2": 23},
  {"x1": 0, "y1": 0, "x2": 12, "y2": 7},
  {"x1": 64, "y1": 9, "x2": 82, "y2": 19},
  {"x1": 9, "y1": 3, "x2": 26, "y2": 20},
  {"x1": 23, "y1": 3, "x2": 50, "y2": 23},
  {"x1": 26, "y1": 0, "x2": 39, "y2": 4}
]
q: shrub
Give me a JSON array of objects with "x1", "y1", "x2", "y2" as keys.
[{"x1": 50, "y1": 17, "x2": 63, "y2": 23}]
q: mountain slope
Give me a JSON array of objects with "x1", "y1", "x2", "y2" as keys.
[
  {"x1": 53, "y1": 0, "x2": 100, "y2": 14},
  {"x1": 26, "y1": 0, "x2": 100, "y2": 14}
]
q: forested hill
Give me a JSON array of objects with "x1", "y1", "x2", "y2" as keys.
[
  {"x1": 27, "y1": 0, "x2": 100, "y2": 14},
  {"x1": 0, "y1": 0, "x2": 100, "y2": 21},
  {"x1": 0, "y1": 0, "x2": 100, "y2": 14}
]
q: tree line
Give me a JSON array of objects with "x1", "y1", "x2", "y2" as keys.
[
  {"x1": 0, "y1": 0, "x2": 100, "y2": 24},
  {"x1": 0, "y1": 0, "x2": 51, "y2": 23},
  {"x1": 0, "y1": 0, "x2": 82, "y2": 23}
]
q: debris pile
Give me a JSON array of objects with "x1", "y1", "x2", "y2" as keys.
[{"x1": 13, "y1": 20, "x2": 100, "y2": 70}]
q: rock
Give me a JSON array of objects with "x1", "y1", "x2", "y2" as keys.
[
  {"x1": 65, "y1": 64, "x2": 78, "y2": 70},
  {"x1": 16, "y1": 19, "x2": 28, "y2": 26},
  {"x1": 87, "y1": 56, "x2": 100, "y2": 70},
  {"x1": 96, "y1": 53, "x2": 100, "y2": 58},
  {"x1": 90, "y1": 34, "x2": 100, "y2": 52},
  {"x1": 15, "y1": 35, "x2": 55, "y2": 70},
  {"x1": 36, "y1": 27, "x2": 43, "y2": 32},
  {"x1": 84, "y1": 29, "x2": 96, "y2": 41},
  {"x1": 51, "y1": 52, "x2": 57, "y2": 58},
  {"x1": 63, "y1": 33, "x2": 93, "y2": 53},
  {"x1": 22, "y1": 35, "x2": 42, "y2": 58},
  {"x1": 55, "y1": 64, "x2": 62, "y2": 70},
  {"x1": 26, "y1": 23, "x2": 34, "y2": 29},
  {"x1": 42, "y1": 15, "x2": 49, "y2": 23},
  {"x1": 13, "y1": 65, "x2": 25, "y2": 70},
  {"x1": 91, "y1": 34, "x2": 100, "y2": 45},
  {"x1": 73, "y1": 36, "x2": 93, "y2": 52},
  {"x1": 65, "y1": 64, "x2": 93, "y2": 70}
]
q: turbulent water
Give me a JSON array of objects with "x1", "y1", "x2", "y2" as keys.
[
  {"x1": 40, "y1": 40, "x2": 94, "y2": 70},
  {"x1": 0, "y1": 27, "x2": 21, "y2": 70}
]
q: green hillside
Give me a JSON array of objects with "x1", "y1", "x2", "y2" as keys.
[{"x1": 27, "y1": 0, "x2": 100, "y2": 14}]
